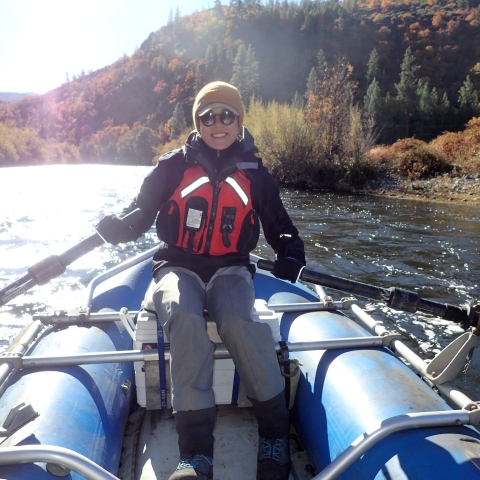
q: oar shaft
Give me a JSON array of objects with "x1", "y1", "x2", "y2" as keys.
[
  {"x1": 256, "y1": 259, "x2": 478, "y2": 329},
  {"x1": 301, "y1": 267, "x2": 390, "y2": 301},
  {"x1": 257, "y1": 259, "x2": 389, "y2": 300},
  {"x1": 0, "y1": 209, "x2": 144, "y2": 308},
  {"x1": 58, "y1": 235, "x2": 104, "y2": 267}
]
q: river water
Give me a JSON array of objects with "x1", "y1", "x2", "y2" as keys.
[{"x1": 1, "y1": 164, "x2": 480, "y2": 399}]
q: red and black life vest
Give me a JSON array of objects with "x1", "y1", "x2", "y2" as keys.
[{"x1": 156, "y1": 165, "x2": 260, "y2": 255}]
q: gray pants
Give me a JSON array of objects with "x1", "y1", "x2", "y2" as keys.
[{"x1": 146, "y1": 266, "x2": 284, "y2": 412}]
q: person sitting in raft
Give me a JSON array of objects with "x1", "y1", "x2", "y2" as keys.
[{"x1": 96, "y1": 81, "x2": 306, "y2": 480}]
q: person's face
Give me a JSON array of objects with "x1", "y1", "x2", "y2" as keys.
[{"x1": 199, "y1": 107, "x2": 240, "y2": 150}]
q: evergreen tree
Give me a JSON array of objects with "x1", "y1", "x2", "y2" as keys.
[
  {"x1": 292, "y1": 91, "x2": 305, "y2": 110},
  {"x1": 364, "y1": 78, "x2": 381, "y2": 121},
  {"x1": 439, "y1": 92, "x2": 452, "y2": 132},
  {"x1": 151, "y1": 55, "x2": 167, "y2": 76},
  {"x1": 431, "y1": 87, "x2": 439, "y2": 108},
  {"x1": 441, "y1": 92, "x2": 451, "y2": 111},
  {"x1": 205, "y1": 44, "x2": 218, "y2": 82},
  {"x1": 316, "y1": 49, "x2": 326, "y2": 80},
  {"x1": 214, "y1": 43, "x2": 228, "y2": 81},
  {"x1": 458, "y1": 75, "x2": 479, "y2": 124},
  {"x1": 246, "y1": 45, "x2": 259, "y2": 96},
  {"x1": 418, "y1": 81, "x2": 435, "y2": 118},
  {"x1": 417, "y1": 80, "x2": 436, "y2": 139},
  {"x1": 458, "y1": 75, "x2": 479, "y2": 111},
  {"x1": 344, "y1": 0, "x2": 357, "y2": 12},
  {"x1": 230, "y1": 0, "x2": 245, "y2": 18},
  {"x1": 194, "y1": 63, "x2": 206, "y2": 95},
  {"x1": 214, "y1": 0, "x2": 224, "y2": 17},
  {"x1": 396, "y1": 47, "x2": 420, "y2": 137},
  {"x1": 366, "y1": 49, "x2": 380, "y2": 84},
  {"x1": 170, "y1": 103, "x2": 186, "y2": 140},
  {"x1": 231, "y1": 44, "x2": 259, "y2": 104},
  {"x1": 431, "y1": 87, "x2": 440, "y2": 137},
  {"x1": 305, "y1": 67, "x2": 318, "y2": 99}
]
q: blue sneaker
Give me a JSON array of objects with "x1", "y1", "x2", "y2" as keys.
[
  {"x1": 168, "y1": 454, "x2": 213, "y2": 479},
  {"x1": 257, "y1": 436, "x2": 291, "y2": 480}
]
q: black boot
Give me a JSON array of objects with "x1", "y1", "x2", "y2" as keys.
[
  {"x1": 250, "y1": 392, "x2": 291, "y2": 480},
  {"x1": 256, "y1": 436, "x2": 290, "y2": 480},
  {"x1": 169, "y1": 407, "x2": 216, "y2": 480}
]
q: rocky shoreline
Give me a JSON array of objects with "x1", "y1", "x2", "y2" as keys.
[{"x1": 361, "y1": 173, "x2": 480, "y2": 207}]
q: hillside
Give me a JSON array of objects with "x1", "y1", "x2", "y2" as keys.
[
  {"x1": 0, "y1": 92, "x2": 35, "y2": 101},
  {"x1": 1, "y1": 0, "x2": 480, "y2": 168}
]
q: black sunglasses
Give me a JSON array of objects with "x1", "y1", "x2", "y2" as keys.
[{"x1": 199, "y1": 109, "x2": 237, "y2": 127}]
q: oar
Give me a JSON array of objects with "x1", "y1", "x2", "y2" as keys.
[
  {"x1": 256, "y1": 259, "x2": 479, "y2": 330},
  {"x1": 0, "y1": 209, "x2": 144, "y2": 308}
]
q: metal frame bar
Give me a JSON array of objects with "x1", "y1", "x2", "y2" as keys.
[
  {"x1": 84, "y1": 246, "x2": 157, "y2": 307},
  {"x1": 34, "y1": 311, "x2": 140, "y2": 326},
  {"x1": 5, "y1": 337, "x2": 390, "y2": 369},
  {"x1": 312, "y1": 410, "x2": 473, "y2": 480},
  {"x1": 348, "y1": 303, "x2": 477, "y2": 410},
  {"x1": 0, "y1": 445, "x2": 119, "y2": 480},
  {"x1": 20, "y1": 350, "x2": 150, "y2": 368},
  {"x1": 0, "y1": 320, "x2": 45, "y2": 387}
]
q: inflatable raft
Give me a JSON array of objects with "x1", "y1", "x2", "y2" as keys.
[{"x1": 0, "y1": 246, "x2": 479, "y2": 479}]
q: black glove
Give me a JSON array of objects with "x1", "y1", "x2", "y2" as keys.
[
  {"x1": 96, "y1": 214, "x2": 135, "y2": 245},
  {"x1": 272, "y1": 257, "x2": 305, "y2": 283}
]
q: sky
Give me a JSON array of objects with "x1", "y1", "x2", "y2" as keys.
[{"x1": 0, "y1": 0, "x2": 228, "y2": 94}]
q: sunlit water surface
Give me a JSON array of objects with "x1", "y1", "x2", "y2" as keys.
[{"x1": 1, "y1": 165, "x2": 480, "y2": 399}]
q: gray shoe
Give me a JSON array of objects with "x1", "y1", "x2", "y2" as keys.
[
  {"x1": 256, "y1": 436, "x2": 291, "y2": 480},
  {"x1": 168, "y1": 454, "x2": 213, "y2": 480}
]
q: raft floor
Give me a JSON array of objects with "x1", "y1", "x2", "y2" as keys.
[{"x1": 136, "y1": 405, "x2": 315, "y2": 480}]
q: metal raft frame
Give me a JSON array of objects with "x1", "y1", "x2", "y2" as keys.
[{"x1": 0, "y1": 248, "x2": 478, "y2": 480}]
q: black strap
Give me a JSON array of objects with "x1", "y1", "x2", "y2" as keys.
[
  {"x1": 279, "y1": 341, "x2": 290, "y2": 408},
  {"x1": 157, "y1": 322, "x2": 168, "y2": 410}
]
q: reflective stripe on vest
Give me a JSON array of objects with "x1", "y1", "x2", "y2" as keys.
[
  {"x1": 225, "y1": 177, "x2": 248, "y2": 206},
  {"x1": 181, "y1": 176, "x2": 209, "y2": 198}
]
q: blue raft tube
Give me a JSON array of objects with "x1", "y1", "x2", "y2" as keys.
[{"x1": 0, "y1": 247, "x2": 478, "y2": 479}]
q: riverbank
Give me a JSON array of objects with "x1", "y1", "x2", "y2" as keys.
[{"x1": 360, "y1": 173, "x2": 480, "y2": 206}]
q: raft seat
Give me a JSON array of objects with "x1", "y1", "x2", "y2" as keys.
[{"x1": 131, "y1": 300, "x2": 281, "y2": 410}]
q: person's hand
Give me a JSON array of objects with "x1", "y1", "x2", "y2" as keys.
[
  {"x1": 272, "y1": 257, "x2": 305, "y2": 283},
  {"x1": 96, "y1": 214, "x2": 134, "y2": 245}
]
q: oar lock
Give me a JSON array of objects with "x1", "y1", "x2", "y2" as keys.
[
  {"x1": 426, "y1": 332, "x2": 480, "y2": 385},
  {"x1": 339, "y1": 297, "x2": 357, "y2": 309},
  {"x1": 33, "y1": 307, "x2": 91, "y2": 325},
  {"x1": 386, "y1": 287, "x2": 420, "y2": 313}
]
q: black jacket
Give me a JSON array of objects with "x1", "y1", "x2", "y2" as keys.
[{"x1": 123, "y1": 129, "x2": 305, "y2": 282}]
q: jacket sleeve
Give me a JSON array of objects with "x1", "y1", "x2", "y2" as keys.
[
  {"x1": 120, "y1": 150, "x2": 185, "y2": 239},
  {"x1": 252, "y1": 165, "x2": 306, "y2": 265}
]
